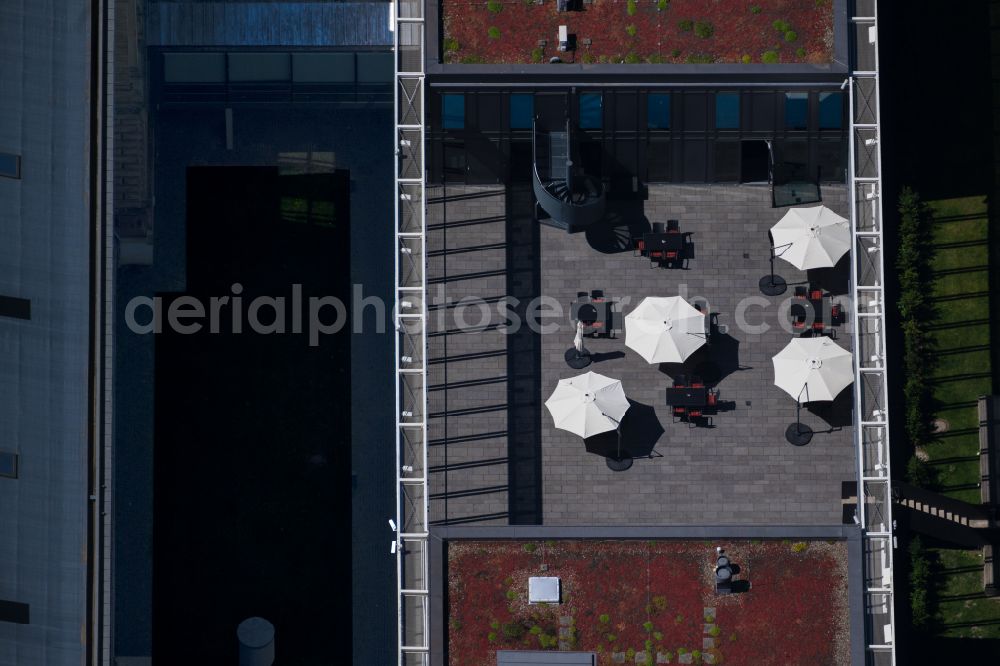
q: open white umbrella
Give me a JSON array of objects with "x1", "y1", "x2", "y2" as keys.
[
  {"x1": 624, "y1": 296, "x2": 707, "y2": 364},
  {"x1": 772, "y1": 337, "x2": 854, "y2": 403},
  {"x1": 544, "y1": 371, "x2": 630, "y2": 439},
  {"x1": 770, "y1": 206, "x2": 850, "y2": 270}
]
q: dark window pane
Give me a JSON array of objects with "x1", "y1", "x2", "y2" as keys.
[
  {"x1": 818, "y1": 138, "x2": 846, "y2": 182},
  {"x1": 579, "y1": 93, "x2": 603, "y2": 129},
  {"x1": 356, "y1": 52, "x2": 394, "y2": 82},
  {"x1": 510, "y1": 94, "x2": 534, "y2": 129},
  {"x1": 647, "y1": 93, "x2": 670, "y2": 129},
  {"x1": 163, "y1": 53, "x2": 226, "y2": 83},
  {"x1": 784, "y1": 92, "x2": 808, "y2": 130},
  {"x1": 0, "y1": 295, "x2": 30, "y2": 319},
  {"x1": 443, "y1": 142, "x2": 466, "y2": 181},
  {"x1": 0, "y1": 451, "x2": 17, "y2": 478},
  {"x1": 442, "y1": 94, "x2": 465, "y2": 129},
  {"x1": 750, "y1": 92, "x2": 776, "y2": 132},
  {"x1": 227, "y1": 53, "x2": 291, "y2": 82},
  {"x1": 714, "y1": 141, "x2": 740, "y2": 182},
  {"x1": 682, "y1": 93, "x2": 708, "y2": 131},
  {"x1": 477, "y1": 93, "x2": 501, "y2": 131},
  {"x1": 715, "y1": 92, "x2": 739, "y2": 129},
  {"x1": 776, "y1": 138, "x2": 809, "y2": 165},
  {"x1": 292, "y1": 53, "x2": 355, "y2": 83},
  {"x1": 682, "y1": 140, "x2": 707, "y2": 182},
  {"x1": 0, "y1": 153, "x2": 20, "y2": 179},
  {"x1": 647, "y1": 137, "x2": 671, "y2": 181},
  {"x1": 819, "y1": 92, "x2": 843, "y2": 129},
  {"x1": 614, "y1": 93, "x2": 637, "y2": 131}
]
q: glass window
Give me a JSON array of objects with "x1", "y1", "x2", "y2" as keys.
[
  {"x1": 647, "y1": 93, "x2": 670, "y2": 129},
  {"x1": 0, "y1": 451, "x2": 17, "y2": 478},
  {"x1": 510, "y1": 94, "x2": 534, "y2": 129},
  {"x1": 442, "y1": 94, "x2": 465, "y2": 129},
  {"x1": 818, "y1": 92, "x2": 843, "y2": 129},
  {"x1": 784, "y1": 92, "x2": 808, "y2": 130},
  {"x1": 715, "y1": 92, "x2": 740, "y2": 129},
  {"x1": 0, "y1": 153, "x2": 20, "y2": 179},
  {"x1": 579, "y1": 93, "x2": 603, "y2": 130}
]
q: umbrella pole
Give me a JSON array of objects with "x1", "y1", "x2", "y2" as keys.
[
  {"x1": 785, "y1": 388, "x2": 814, "y2": 446},
  {"x1": 759, "y1": 244, "x2": 787, "y2": 296},
  {"x1": 604, "y1": 414, "x2": 633, "y2": 471}
]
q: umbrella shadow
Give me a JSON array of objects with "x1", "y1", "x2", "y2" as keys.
[
  {"x1": 590, "y1": 351, "x2": 626, "y2": 363},
  {"x1": 584, "y1": 399, "x2": 664, "y2": 461},
  {"x1": 656, "y1": 332, "x2": 749, "y2": 389},
  {"x1": 806, "y1": 253, "x2": 851, "y2": 296},
  {"x1": 806, "y1": 386, "x2": 854, "y2": 429}
]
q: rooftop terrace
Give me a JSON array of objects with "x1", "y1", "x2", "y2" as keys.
[{"x1": 427, "y1": 182, "x2": 855, "y2": 527}]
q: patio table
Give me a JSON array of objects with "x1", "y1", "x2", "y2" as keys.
[
  {"x1": 789, "y1": 298, "x2": 828, "y2": 327},
  {"x1": 665, "y1": 386, "x2": 708, "y2": 407},
  {"x1": 642, "y1": 232, "x2": 684, "y2": 254}
]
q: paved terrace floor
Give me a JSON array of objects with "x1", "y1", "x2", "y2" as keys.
[{"x1": 429, "y1": 182, "x2": 856, "y2": 527}]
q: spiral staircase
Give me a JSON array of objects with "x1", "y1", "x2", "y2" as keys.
[{"x1": 531, "y1": 117, "x2": 605, "y2": 232}]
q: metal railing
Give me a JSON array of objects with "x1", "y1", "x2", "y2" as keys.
[
  {"x1": 394, "y1": 0, "x2": 430, "y2": 663},
  {"x1": 847, "y1": 1, "x2": 896, "y2": 663}
]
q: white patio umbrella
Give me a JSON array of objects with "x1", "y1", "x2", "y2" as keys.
[
  {"x1": 772, "y1": 337, "x2": 854, "y2": 403},
  {"x1": 770, "y1": 205, "x2": 851, "y2": 270},
  {"x1": 624, "y1": 296, "x2": 707, "y2": 364},
  {"x1": 544, "y1": 371, "x2": 630, "y2": 439}
]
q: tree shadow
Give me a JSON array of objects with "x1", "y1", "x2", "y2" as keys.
[
  {"x1": 584, "y1": 200, "x2": 650, "y2": 254},
  {"x1": 583, "y1": 399, "x2": 664, "y2": 461}
]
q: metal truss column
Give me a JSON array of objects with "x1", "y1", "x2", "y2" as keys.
[
  {"x1": 394, "y1": 0, "x2": 429, "y2": 664},
  {"x1": 848, "y1": 2, "x2": 896, "y2": 664}
]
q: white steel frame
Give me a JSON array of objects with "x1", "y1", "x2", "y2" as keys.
[
  {"x1": 394, "y1": 0, "x2": 430, "y2": 664},
  {"x1": 848, "y1": 1, "x2": 896, "y2": 664}
]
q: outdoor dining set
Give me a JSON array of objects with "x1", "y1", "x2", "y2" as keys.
[
  {"x1": 547, "y1": 204, "x2": 858, "y2": 467},
  {"x1": 633, "y1": 219, "x2": 692, "y2": 268}
]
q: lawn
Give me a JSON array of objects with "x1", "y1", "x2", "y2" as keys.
[
  {"x1": 447, "y1": 539, "x2": 850, "y2": 665},
  {"x1": 442, "y1": 0, "x2": 835, "y2": 65},
  {"x1": 932, "y1": 549, "x2": 1000, "y2": 639},
  {"x1": 924, "y1": 196, "x2": 991, "y2": 504},
  {"x1": 921, "y1": 195, "x2": 1000, "y2": 638}
]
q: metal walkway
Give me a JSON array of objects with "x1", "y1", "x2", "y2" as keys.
[
  {"x1": 847, "y1": 1, "x2": 897, "y2": 663},
  {"x1": 394, "y1": 0, "x2": 430, "y2": 663}
]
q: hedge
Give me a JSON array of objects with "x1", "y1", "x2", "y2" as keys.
[{"x1": 896, "y1": 188, "x2": 934, "y2": 457}]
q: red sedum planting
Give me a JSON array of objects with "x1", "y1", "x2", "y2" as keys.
[
  {"x1": 442, "y1": 0, "x2": 834, "y2": 65},
  {"x1": 447, "y1": 539, "x2": 850, "y2": 665}
]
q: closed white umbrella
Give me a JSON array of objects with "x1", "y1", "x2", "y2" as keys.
[
  {"x1": 573, "y1": 320, "x2": 585, "y2": 353},
  {"x1": 770, "y1": 206, "x2": 850, "y2": 270},
  {"x1": 772, "y1": 337, "x2": 854, "y2": 403},
  {"x1": 545, "y1": 371, "x2": 630, "y2": 439},
  {"x1": 625, "y1": 296, "x2": 707, "y2": 364}
]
